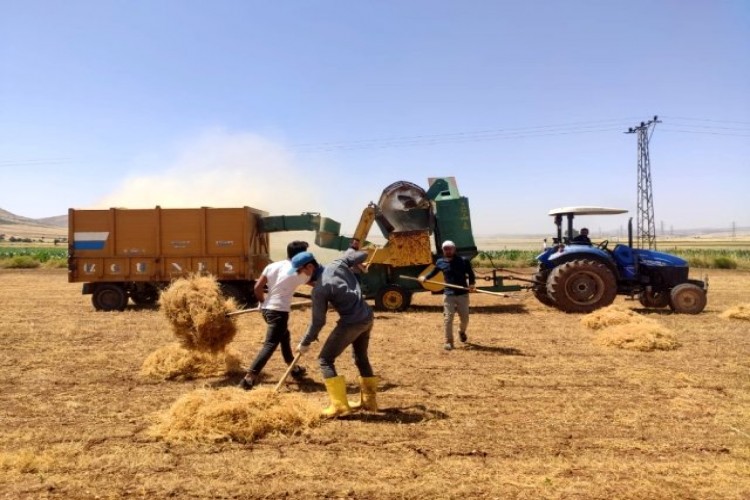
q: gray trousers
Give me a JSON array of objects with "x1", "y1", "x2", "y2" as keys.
[
  {"x1": 318, "y1": 318, "x2": 374, "y2": 379},
  {"x1": 443, "y1": 294, "x2": 469, "y2": 343}
]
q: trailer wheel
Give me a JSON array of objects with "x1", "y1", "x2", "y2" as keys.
[
  {"x1": 131, "y1": 285, "x2": 159, "y2": 306},
  {"x1": 532, "y1": 270, "x2": 555, "y2": 307},
  {"x1": 669, "y1": 283, "x2": 707, "y2": 314},
  {"x1": 638, "y1": 290, "x2": 670, "y2": 308},
  {"x1": 92, "y1": 284, "x2": 128, "y2": 311},
  {"x1": 221, "y1": 283, "x2": 251, "y2": 308},
  {"x1": 375, "y1": 285, "x2": 411, "y2": 312},
  {"x1": 547, "y1": 260, "x2": 616, "y2": 313}
]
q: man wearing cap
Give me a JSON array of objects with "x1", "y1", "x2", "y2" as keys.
[
  {"x1": 237, "y1": 240, "x2": 311, "y2": 390},
  {"x1": 291, "y1": 250, "x2": 379, "y2": 418},
  {"x1": 419, "y1": 240, "x2": 476, "y2": 350}
]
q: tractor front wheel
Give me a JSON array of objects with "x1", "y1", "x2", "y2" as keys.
[
  {"x1": 375, "y1": 285, "x2": 411, "y2": 312},
  {"x1": 547, "y1": 260, "x2": 617, "y2": 313},
  {"x1": 669, "y1": 283, "x2": 707, "y2": 314}
]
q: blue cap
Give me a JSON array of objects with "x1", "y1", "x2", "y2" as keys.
[{"x1": 288, "y1": 251, "x2": 315, "y2": 275}]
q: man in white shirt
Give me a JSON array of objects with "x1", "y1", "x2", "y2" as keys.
[{"x1": 238, "y1": 240, "x2": 311, "y2": 390}]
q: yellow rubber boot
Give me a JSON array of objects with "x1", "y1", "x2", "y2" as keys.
[
  {"x1": 350, "y1": 376, "x2": 379, "y2": 412},
  {"x1": 321, "y1": 376, "x2": 351, "y2": 418}
]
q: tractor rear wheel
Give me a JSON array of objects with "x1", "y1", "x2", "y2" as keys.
[
  {"x1": 532, "y1": 270, "x2": 555, "y2": 307},
  {"x1": 638, "y1": 290, "x2": 670, "y2": 308},
  {"x1": 547, "y1": 260, "x2": 617, "y2": 313},
  {"x1": 669, "y1": 283, "x2": 707, "y2": 314},
  {"x1": 375, "y1": 285, "x2": 411, "y2": 312},
  {"x1": 92, "y1": 284, "x2": 128, "y2": 311}
]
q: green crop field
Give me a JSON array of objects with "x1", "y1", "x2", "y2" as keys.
[{"x1": 0, "y1": 247, "x2": 67, "y2": 269}]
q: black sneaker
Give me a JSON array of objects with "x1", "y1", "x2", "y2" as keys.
[
  {"x1": 459, "y1": 331, "x2": 468, "y2": 343},
  {"x1": 290, "y1": 365, "x2": 307, "y2": 380}
]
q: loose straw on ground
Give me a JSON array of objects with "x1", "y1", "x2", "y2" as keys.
[
  {"x1": 140, "y1": 343, "x2": 244, "y2": 381},
  {"x1": 152, "y1": 387, "x2": 320, "y2": 443},
  {"x1": 581, "y1": 305, "x2": 679, "y2": 352},
  {"x1": 721, "y1": 303, "x2": 750, "y2": 321}
]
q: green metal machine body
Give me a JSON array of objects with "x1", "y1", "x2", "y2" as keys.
[{"x1": 259, "y1": 177, "x2": 520, "y2": 311}]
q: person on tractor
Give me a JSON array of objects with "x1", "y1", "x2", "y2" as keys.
[{"x1": 572, "y1": 227, "x2": 592, "y2": 245}]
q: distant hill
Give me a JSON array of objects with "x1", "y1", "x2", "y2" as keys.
[
  {"x1": 0, "y1": 208, "x2": 68, "y2": 240},
  {"x1": 0, "y1": 208, "x2": 43, "y2": 226},
  {"x1": 35, "y1": 214, "x2": 68, "y2": 227}
]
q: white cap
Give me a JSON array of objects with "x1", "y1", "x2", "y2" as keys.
[{"x1": 441, "y1": 240, "x2": 456, "y2": 249}]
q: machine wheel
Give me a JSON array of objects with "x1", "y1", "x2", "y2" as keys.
[
  {"x1": 131, "y1": 284, "x2": 160, "y2": 306},
  {"x1": 92, "y1": 284, "x2": 128, "y2": 311},
  {"x1": 547, "y1": 260, "x2": 617, "y2": 313},
  {"x1": 669, "y1": 283, "x2": 707, "y2": 314},
  {"x1": 638, "y1": 290, "x2": 670, "y2": 308},
  {"x1": 532, "y1": 270, "x2": 555, "y2": 307},
  {"x1": 375, "y1": 285, "x2": 411, "y2": 312}
]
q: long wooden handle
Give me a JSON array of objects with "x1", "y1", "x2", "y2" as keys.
[
  {"x1": 364, "y1": 247, "x2": 379, "y2": 266},
  {"x1": 400, "y1": 275, "x2": 509, "y2": 298},
  {"x1": 226, "y1": 307, "x2": 261, "y2": 317},
  {"x1": 274, "y1": 352, "x2": 303, "y2": 393},
  {"x1": 226, "y1": 300, "x2": 312, "y2": 318}
]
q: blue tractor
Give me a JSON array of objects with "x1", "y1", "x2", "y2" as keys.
[{"x1": 532, "y1": 207, "x2": 708, "y2": 314}]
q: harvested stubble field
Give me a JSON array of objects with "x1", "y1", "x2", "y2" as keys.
[{"x1": 1, "y1": 268, "x2": 749, "y2": 499}]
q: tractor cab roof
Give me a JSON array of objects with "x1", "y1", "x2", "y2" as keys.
[{"x1": 548, "y1": 206, "x2": 628, "y2": 217}]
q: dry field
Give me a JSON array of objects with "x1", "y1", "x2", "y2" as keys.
[{"x1": 1, "y1": 268, "x2": 749, "y2": 499}]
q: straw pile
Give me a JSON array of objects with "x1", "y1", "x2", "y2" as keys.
[
  {"x1": 582, "y1": 305, "x2": 680, "y2": 352},
  {"x1": 153, "y1": 387, "x2": 320, "y2": 443},
  {"x1": 140, "y1": 343, "x2": 244, "y2": 381},
  {"x1": 580, "y1": 305, "x2": 644, "y2": 330},
  {"x1": 160, "y1": 274, "x2": 238, "y2": 352},
  {"x1": 593, "y1": 323, "x2": 680, "y2": 352},
  {"x1": 720, "y1": 303, "x2": 750, "y2": 321}
]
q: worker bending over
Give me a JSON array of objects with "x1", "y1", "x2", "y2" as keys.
[{"x1": 292, "y1": 250, "x2": 378, "y2": 417}]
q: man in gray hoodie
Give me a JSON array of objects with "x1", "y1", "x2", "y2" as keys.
[{"x1": 291, "y1": 250, "x2": 378, "y2": 417}]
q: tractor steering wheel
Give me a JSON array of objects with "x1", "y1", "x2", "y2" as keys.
[{"x1": 597, "y1": 239, "x2": 609, "y2": 250}]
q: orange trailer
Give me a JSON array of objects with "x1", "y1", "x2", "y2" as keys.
[{"x1": 68, "y1": 206, "x2": 271, "y2": 311}]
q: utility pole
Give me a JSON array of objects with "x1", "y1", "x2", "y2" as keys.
[
  {"x1": 626, "y1": 116, "x2": 661, "y2": 250},
  {"x1": 732, "y1": 221, "x2": 736, "y2": 239}
]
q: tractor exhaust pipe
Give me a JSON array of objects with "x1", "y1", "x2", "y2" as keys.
[{"x1": 628, "y1": 217, "x2": 633, "y2": 248}]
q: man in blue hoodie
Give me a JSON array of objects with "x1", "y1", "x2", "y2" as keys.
[{"x1": 291, "y1": 250, "x2": 378, "y2": 418}]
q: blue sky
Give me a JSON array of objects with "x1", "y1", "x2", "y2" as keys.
[{"x1": 2, "y1": 1, "x2": 748, "y2": 235}]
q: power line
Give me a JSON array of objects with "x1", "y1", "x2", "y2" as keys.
[
  {"x1": 660, "y1": 115, "x2": 750, "y2": 126},
  {"x1": 292, "y1": 118, "x2": 641, "y2": 152},
  {"x1": 659, "y1": 128, "x2": 750, "y2": 137},
  {"x1": 0, "y1": 158, "x2": 72, "y2": 167}
]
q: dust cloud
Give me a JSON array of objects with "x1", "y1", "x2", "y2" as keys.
[{"x1": 97, "y1": 129, "x2": 318, "y2": 216}]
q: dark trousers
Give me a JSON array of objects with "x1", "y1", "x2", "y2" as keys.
[
  {"x1": 247, "y1": 309, "x2": 294, "y2": 374},
  {"x1": 318, "y1": 318, "x2": 374, "y2": 379}
]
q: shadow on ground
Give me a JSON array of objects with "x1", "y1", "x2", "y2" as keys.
[
  {"x1": 342, "y1": 404, "x2": 449, "y2": 424},
  {"x1": 463, "y1": 343, "x2": 526, "y2": 355}
]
